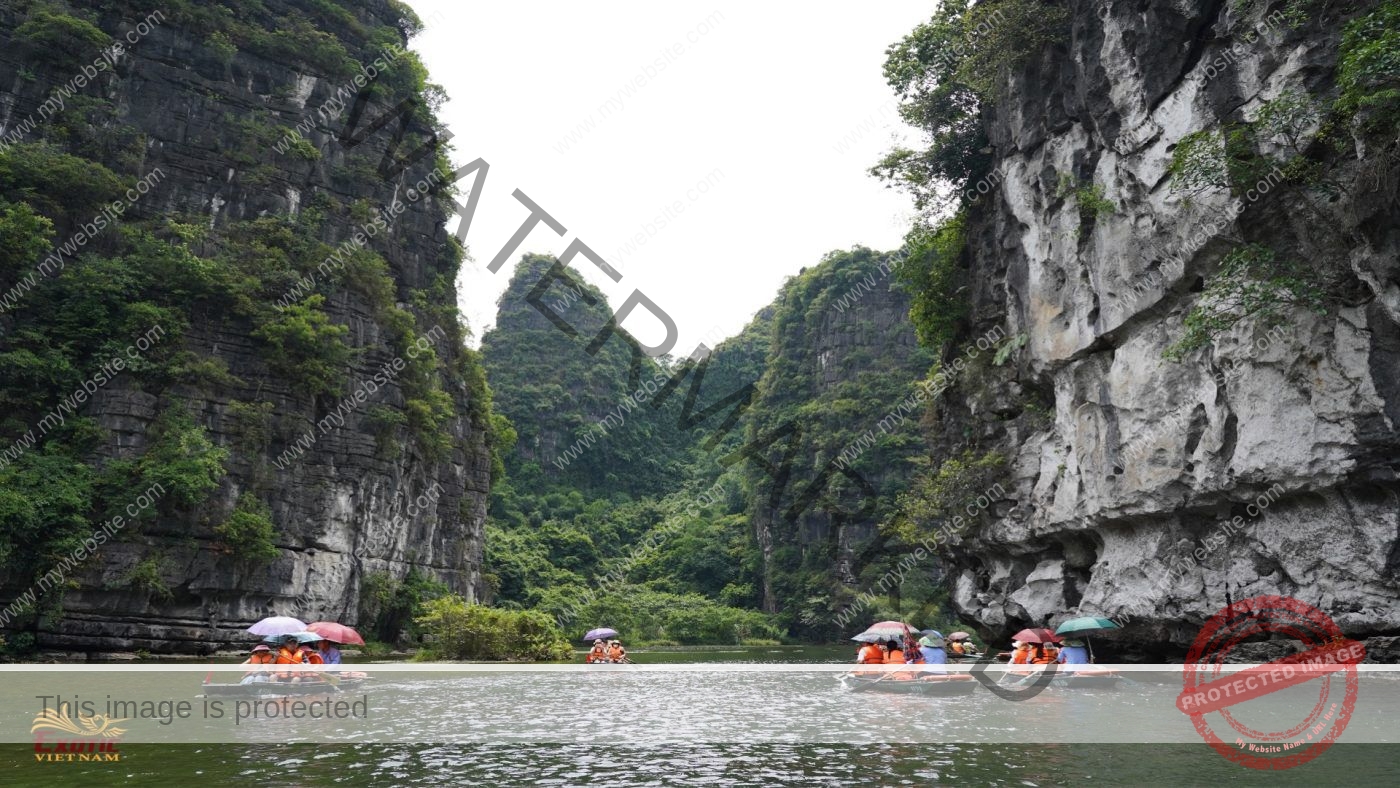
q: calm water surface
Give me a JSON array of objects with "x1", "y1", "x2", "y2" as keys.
[{"x1": 5, "y1": 647, "x2": 1396, "y2": 786}]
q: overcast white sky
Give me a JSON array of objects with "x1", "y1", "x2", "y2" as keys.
[{"x1": 405, "y1": 1, "x2": 929, "y2": 354}]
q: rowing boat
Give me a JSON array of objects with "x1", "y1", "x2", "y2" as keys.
[
  {"x1": 839, "y1": 673, "x2": 978, "y2": 696},
  {"x1": 201, "y1": 678, "x2": 367, "y2": 697}
]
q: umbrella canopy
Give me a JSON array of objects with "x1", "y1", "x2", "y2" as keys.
[
  {"x1": 262, "y1": 632, "x2": 324, "y2": 645},
  {"x1": 947, "y1": 631, "x2": 972, "y2": 641},
  {"x1": 1011, "y1": 627, "x2": 1062, "y2": 644},
  {"x1": 306, "y1": 621, "x2": 365, "y2": 645},
  {"x1": 247, "y1": 616, "x2": 307, "y2": 636},
  {"x1": 584, "y1": 627, "x2": 620, "y2": 642},
  {"x1": 851, "y1": 621, "x2": 919, "y2": 643},
  {"x1": 1055, "y1": 617, "x2": 1120, "y2": 636}
]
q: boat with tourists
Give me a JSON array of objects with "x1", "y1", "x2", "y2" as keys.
[{"x1": 201, "y1": 615, "x2": 370, "y2": 697}]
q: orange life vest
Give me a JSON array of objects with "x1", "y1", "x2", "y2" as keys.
[
  {"x1": 950, "y1": 641, "x2": 965, "y2": 654},
  {"x1": 242, "y1": 652, "x2": 273, "y2": 677},
  {"x1": 886, "y1": 649, "x2": 905, "y2": 664},
  {"x1": 1010, "y1": 646, "x2": 1031, "y2": 665},
  {"x1": 857, "y1": 645, "x2": 883, "y2": 664},
  {"x1": 608, "y1": 645, "x2": 626, "y2": 661},
  {"x1": 587, "y1": 646, "x2": 607, "y2": 663},
  {"x1": 1035, "y1": 645, "x2": 1058, "y2": 664},
  {"x1": 274, "y1": 645, "x2": 304, "y2": 679}
]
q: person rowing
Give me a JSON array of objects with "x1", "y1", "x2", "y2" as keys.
[
  {"x1": 607, "y1": 640, "x2": 629, "y2": 663},
  {"x1": 916, "y1": 636, "x2": 948, "y2": 675}
]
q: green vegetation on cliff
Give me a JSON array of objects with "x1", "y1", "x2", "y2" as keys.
[
  {"x1": 0, "y1": 0, "x2": 485, "y2": 650},
  {"x1": 479, "y1": 256, "x2": 777, "y2": 645}
]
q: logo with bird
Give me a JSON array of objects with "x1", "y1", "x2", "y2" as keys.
[{"x1": 31, "y1": 705, "x2": 129, "y2": 738}]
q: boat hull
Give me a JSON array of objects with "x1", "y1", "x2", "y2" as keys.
[
  {"x1": 201, "y1": 678, "x2": 366, "y2": 697},
  {"x1": 840, "y1": 674, "x2": 978, "y2": 696}
]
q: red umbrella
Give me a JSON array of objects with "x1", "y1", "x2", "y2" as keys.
[
  {"x1": 948, "y1": 631, "x2": 972, "y2": 641},
  {"x1": 851, "y1": 621, "x2": 920, "y2": 643},
  {"x1": 305, "y1": 621, "x2": 365, "y2": 645},
  {"x1": 1011, "y1": 627, "x2": 1062, "y2": 644}
]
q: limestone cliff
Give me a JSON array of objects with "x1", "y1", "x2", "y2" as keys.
[
  {"x1": 744, "y1": 249, "x2": 935, "y2": 635},
  {"x1": 0, "y1": 0, "x2": 491, "y2": 654},
  {"x1": 933, "y1": 0, "x2": 1400, "y2": 655}
]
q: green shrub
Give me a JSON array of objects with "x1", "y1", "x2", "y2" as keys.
[
  {"x1": 133, "y1": 406, "x2": 229, "y2": 508},
  {"x1": 118, "y1": 556, "x2": 172, "y2": 600},
  {"x1": 16, "y1": 9, "x2": 112, "y2": 68},
  {"x1": 1165, "y1": 244, "x2": 1326, "y2": 360},
  {"x1": 1056, "y1": 174, "x2": 1115, "y2": 224},
  {"x1": 253, "y1": 295, "x2": 352, "y2": 396},
  {"x1": 282, "y1": 130, "x2": 321, "y2": 162},
  {"x1": 359, "y1": 569, "x2": 450, "y2": 643},
  {"x1": 873, "y1": 0, "x2": 1067, "y2": 215},
  {"x1": 213, "y1": 493, "x2": 279, "y2": 563},
  {"x1": 954, "y1": 0, "x2": 1069, "y2": 99},
  {"x1": 206, "y1": 31, "x2": 237, "y2": 65},
  {"x1": 1337, "y1": 1, "x2": 1400, "y2": 129},
  {"x1": 894, "y1": 214, "x2": 968, "y2": 350},
  {"x1": 415, "y1": 595, "x2": 574, "y2": 661},
  {"x1": 895, "y1": 450, "x2": 1006, "y2": 542}
]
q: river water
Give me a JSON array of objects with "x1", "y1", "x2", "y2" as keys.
[{"x1": 5, "y1": 647, "x2": 1398, "y2": 786}]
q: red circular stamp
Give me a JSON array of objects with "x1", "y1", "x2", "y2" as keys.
[{"x1": 1177, "y1": 595, "x2": 1364, "y2": 770}]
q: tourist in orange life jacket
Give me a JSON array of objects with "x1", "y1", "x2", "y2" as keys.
[
  {"x1": 1036, "y1": 642, "x2": 1059, "y2": 664},
  {"x1": 275, "y1": 636, "x2": 306, "y2": 682},
  {"x1": 884, "y1": 640, "x2": 905, "y2": 665},
  {"x1": 586, "y1": 639, "x2": 609, "y2": 663},
  {"x1": 240, "y1": 644, "x2": 274, "y2": 684},
  {"x1": 856, "y1": 642, "x2": 883, "y2": 664},
  {"x1": 300, "y1": 640, "x2": 326, "y2": 681},
  {"x1": 1009, "y1": 641, "x2": 1031, "y2": 665},
  {"x1": 607, "y1": 640, "x2": 628, "y2": 662},
  {"x1": 949, "y1": 639, "x2": 965, "y2": 655}
]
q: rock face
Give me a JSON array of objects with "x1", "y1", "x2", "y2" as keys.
[
  {"x1": 744, "y1": 249, "x2": 934, "y2": 627},
  {"x1": 0, "y1": 1, "x2": 491, "y2": 653},
  {"x1": 937, "y1": 0, "x2": 1399, "y2": 656}
]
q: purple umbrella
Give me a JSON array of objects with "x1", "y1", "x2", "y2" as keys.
[
  {"x1": 247, "y1": 616, "x2": 307, "y2": 636},
  {"x1": 584, "y1": 627, "x2": 619, "y2": 641}
]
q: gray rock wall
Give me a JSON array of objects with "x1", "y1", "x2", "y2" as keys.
[{"x1": 940, "y1": 0, "x2": 1399, "y2": 655}]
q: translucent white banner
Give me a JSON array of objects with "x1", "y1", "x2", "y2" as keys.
[{"x1": 3, "y1": 664, "x2": 1396, "y2": 750}]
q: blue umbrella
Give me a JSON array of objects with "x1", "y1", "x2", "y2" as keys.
[
  {"x1": 584, "y1": 627, "x2": 619, "y2": 642},
  {"x1": 262, "y1": 632, "x2": 324, "y2": 645}
]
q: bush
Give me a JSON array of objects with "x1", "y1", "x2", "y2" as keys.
[
  {"x1": 894, "y1": 215, "x2": 968, "y2": 350},
  {"x1": 16, "y1": 9, "x2": 112, "y2": 69},
  {"x1": 873, "y1": 0, "x2": 1066, "y2": 215},
  {"x1": 1165, "y1": 244, "x2": 1326, "y2": 360},
  {"x1": 252, "y1": 295, "x2": 352, "y2": 396},
  {"x1": 206, "y1": 31, "x2": 237, "y2": 66},
  {"x1": 118, "y1": 556, "x2": 172, "y2": 600},
  {"x1": 1337, "y1": 1, "x2": 1400, "y2": 129},
  {"x1": 132, "y1": 406, "x2": 229, "y2": 508},
  {"x1": 214, "y1": 493, "x2": 279, "y2": 563},
  {"x1": 415, "y1": 596, "x2": 572, "y2": 661},
  {"x1": 895, "y1": 450, "x2": 1006, "y2": 542},
  {"x1": 359, "y1": 569, "x2": 450, "y2": 643}
]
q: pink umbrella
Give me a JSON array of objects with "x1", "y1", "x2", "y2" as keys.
[{"x1": 305, "y1": 621, "x2": 365, "y2": 645}]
